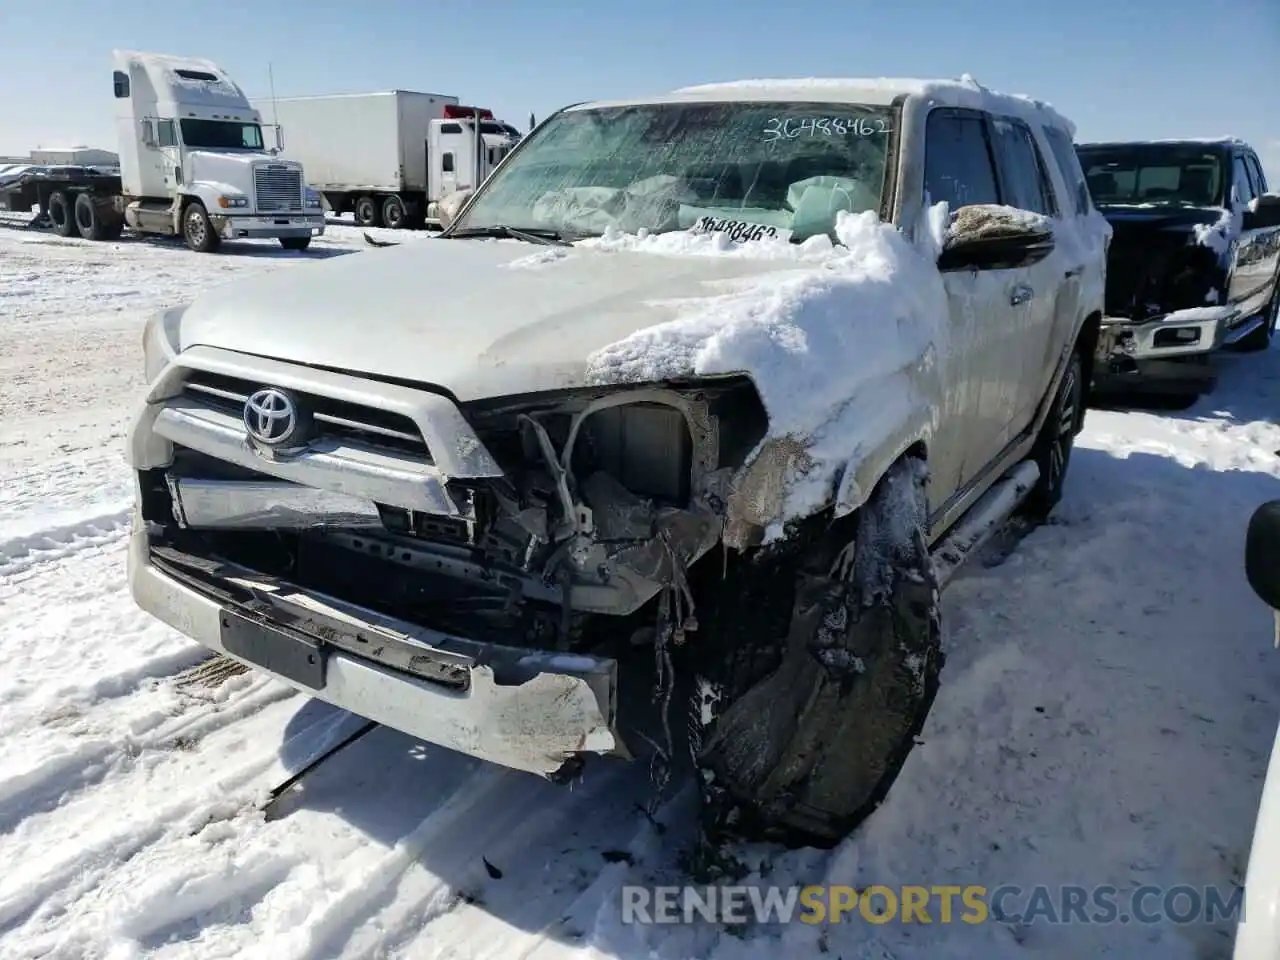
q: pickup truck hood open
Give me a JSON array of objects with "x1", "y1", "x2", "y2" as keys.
[{"x1": 174, "y1": 237, "x2": 803, "y2": 400}]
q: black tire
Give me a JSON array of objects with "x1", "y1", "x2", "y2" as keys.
[
  {"x1": 72, "y1": 192, "x2": 123, "y2": 241},
  {"x1": 1237, "y1": 282, "x2": 1280, "y2": 353},
  {"x1": 47, "y1": 191, "x2": 77, "y2": 238},
  {"x1": 381, "y1": 195, "x2": 406, "y2": 230},
  {"x1": 353, "y1": 195, "x2": 381, "y2": 228},
  {"x1": 688, "y1": 456, "x2": 943, "y2": 854},
  {"x1": 1023, "y1": 348, "x2": 1083, "y2": 521},
  {"x1": 279, "y1": 236, "x2": 311, "y2": 251},
  {"x1": 182, "y1": 202, "x2": 220, "y2": 253}
]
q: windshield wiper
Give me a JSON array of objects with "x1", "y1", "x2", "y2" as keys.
[{"x1": 447, "y1": 224, "x2": 573, "y2": 246}]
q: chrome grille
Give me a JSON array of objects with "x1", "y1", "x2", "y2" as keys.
[
  {"x1": 253, "y1": 165, "x2": 303, "y2": 213},
  {"x1": 180, "y1": 370, "x2": 432, "y2": 460}
]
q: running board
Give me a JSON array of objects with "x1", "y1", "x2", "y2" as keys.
[
  {"x1": 931, "y1": 460, "x2": 1040, "y2": 590},
  {"x1": 1224, "y1": 313, "x2": 1266, "y2": 346}
]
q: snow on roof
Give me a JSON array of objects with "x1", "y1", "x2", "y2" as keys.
[
  {"x1": 1077, "y1": 137, "x2": 1250, "y2": 149},
  {"x1": 113, "y1": 49, "x2": 254, "y2": 112},
  {"x1": 571, "y1": 74, "x2": 1076, "y2": 137}
]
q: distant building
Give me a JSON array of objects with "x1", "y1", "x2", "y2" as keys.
[{"x1": 29, "y1": 147, "x2": 120, "y2": 167}]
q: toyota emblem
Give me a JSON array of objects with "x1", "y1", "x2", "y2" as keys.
[{"x1": 244, "y1": 387, "x2": 303, "y2": 447}]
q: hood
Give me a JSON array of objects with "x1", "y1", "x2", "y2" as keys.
[
  {"x1": 1094, "y1": 204, "x2": 1224, "y2": 234},
  {"x1": 172, "y1": 237, "x2": 805, "y2": 401},
  {"x1": 187, "y1": 151, "x2": 300, "y2": 190}
]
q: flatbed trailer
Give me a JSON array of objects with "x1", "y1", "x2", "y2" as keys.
[{"x1": 0, "y1": 165, "x2": 128, "y2": 240}]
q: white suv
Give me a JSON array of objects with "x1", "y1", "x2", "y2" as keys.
[{"x1": 126, "y1": 76, "x2": 1109, "y2": 854}]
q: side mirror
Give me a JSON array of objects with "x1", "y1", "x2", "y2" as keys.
[
  {"x1": 1243, "y1": 194, "x2": 1280, "y2": 232},
  {"x1": 275, "y1": 124, "x2": 285, "y2": 152},
  {"x1": 937, "y1": 203, "x2": 1056, "y2": 272},
  {"x1": 140, "y1": 120, "x2": 156, "y2": 148},
  {"x1": 1247, "y1": 501, "x2": 1280, "y2": 610}
]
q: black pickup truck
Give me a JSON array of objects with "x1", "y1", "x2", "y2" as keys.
[{"x1": 1076, "y1": 138, "x2": 1280, "y2": 400}]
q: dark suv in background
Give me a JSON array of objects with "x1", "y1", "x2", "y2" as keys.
[{"x1": 1077, "y1": 138, "x2": 1280, "y2": 402}]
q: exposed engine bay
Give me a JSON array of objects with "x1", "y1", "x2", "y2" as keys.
[{"x1": 141, "y1": 377, "x2": 771, "y2": 659}]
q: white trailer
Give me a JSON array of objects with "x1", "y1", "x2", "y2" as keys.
[
  {"x1": 0, "y1": 50, "x2": 326, "y2": 253},
  {"x1": 250, "y1": 91, "x2": 522, "y2": 229}
]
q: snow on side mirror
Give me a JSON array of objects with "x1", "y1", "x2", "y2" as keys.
[
  {"x1": 1246, "y1": 500, "x2": 1280, "y2": 612},
  {"x1": 937, "y1": 203, "x2": 1056, "y2": 272},
  {"x1": 1243, "y1": 194, "x2": 1280, "y2": 232}
]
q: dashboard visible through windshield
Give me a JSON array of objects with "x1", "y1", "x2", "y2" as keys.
[
  {"x1": 1078, "y1": 145, "x2": 1226, "y2": 208},
  {"x1": 450, "y1": 100, "x2": 896, "y2": 242}
]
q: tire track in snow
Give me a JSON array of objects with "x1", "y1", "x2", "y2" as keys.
[
  {"x1": 0, "y1": 508, "x2": 132, "y2": 577},
  {"x1": 0, "y1": 692, "x2": 350, "y2": 944}
]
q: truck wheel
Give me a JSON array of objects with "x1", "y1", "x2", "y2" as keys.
[
  {"x1": 688, "y1": 456, "x2": 942, "y2": 856},
  {"x1": 1238, "y1": 283, "x2": 1279, "y2": 353},
  {"x1": 354, "y1": 195, "x2": 381, "y2": 228},
  {"x1": 1022, "y1": 347, "x2": 1083, "y2": 521},
  {"x1": 73, "y1": 192, "x2": 121, "y2": 241},
  {"x1": 279, "y1": 236, "x2": 311, "y2": 251},
  {"x1": 183, "y1": 202, "x2": 221, "y2": 253},
  {"x1": 381, "y1": 196, "x2": 406, "y2": 229},
  {"x1": 47, "y1": 191, "x2": 77, "y2": 238}
]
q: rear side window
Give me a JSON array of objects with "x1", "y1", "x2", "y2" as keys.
[
  {"x1": 923, "y1": 110, "x2": 1000, "y2": 209},
  {"x1": 1042, "y1": 125, "x2": 1092, "y2": 215},
  {"x1": 112, "y1": 70, "x2": 130, "y2": 99},
  {"x1": 990, "y1": 118, "x2": 1058, "y2": 217}
]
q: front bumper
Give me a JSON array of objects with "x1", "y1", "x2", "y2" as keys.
[
  {"x1": 1098, "y1": 305, "x2": 1236, "y2": 362},
  {"x1": 126, "y1": 512, "x2": 624, "y2": 779},
  {"x1": 211, "y1": 213, "x2": 326, "y2": 240}
]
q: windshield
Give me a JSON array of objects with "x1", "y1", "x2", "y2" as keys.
[
  {"x1": 450, "y1": 100, "x2": 895, "y2": 242},
  {"x1": 179, "y1": 119, "x2": 265, "y2": 151},
  {"x1": 1077, "y1": 145, "x2": 1226, "y2": 208}
]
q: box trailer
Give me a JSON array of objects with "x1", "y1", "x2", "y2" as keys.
[{"x1": 251, "y1": 91, "x2": 522, "y2": 229}]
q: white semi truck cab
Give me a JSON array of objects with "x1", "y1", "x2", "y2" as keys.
[{"x1": 112, "y1": 49, "x2": 326, "y2": 251}]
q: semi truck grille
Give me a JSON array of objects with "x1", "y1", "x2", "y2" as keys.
[{"x1": 253, "y1": 165, "x2": 303, "y2": 213}]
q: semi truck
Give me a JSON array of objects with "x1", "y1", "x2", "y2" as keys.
[
  {"x1": 0, "y1": 50, "x2": 325, "y2": 253},
  {"x1": 248, "y1": 91, "x2": 522, "y2": 229}
]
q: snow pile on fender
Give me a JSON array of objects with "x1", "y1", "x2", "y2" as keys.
[{"x1": 583, "y1": 210, "x2": 949, "y2": 531}]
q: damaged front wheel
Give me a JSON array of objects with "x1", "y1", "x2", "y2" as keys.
[{"x1": 687, "y1": 456, "x2": 942, "y2": 853}]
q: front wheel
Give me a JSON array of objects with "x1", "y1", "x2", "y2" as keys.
[
  {"x1": 279, "y1": 236, "x2": 311, "y2": 251},
  {"x1": 688, "y1": 456, "x2": 943, "y2": 855},
  {"x1": 183, "y1": 202, "x2": 220, "y2": 253}
]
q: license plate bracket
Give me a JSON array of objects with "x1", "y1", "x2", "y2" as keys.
[{"x1": 220, "y1": 609, "x2": 327, "y2": 690}]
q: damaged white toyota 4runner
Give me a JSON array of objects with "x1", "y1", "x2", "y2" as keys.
[{"x1": 127, "y1": 76, "x2": 1109, "y2": 848}]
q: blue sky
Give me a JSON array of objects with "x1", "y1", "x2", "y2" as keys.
[{"x1": 2, "y1": 0, "x2": 1277, "y2": 177}]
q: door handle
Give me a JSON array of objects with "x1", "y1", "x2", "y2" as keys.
[{"x1": 1010, "y1": 284, "x2": 1034, "y2": 306}]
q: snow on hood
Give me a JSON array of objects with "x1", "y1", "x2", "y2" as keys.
[
  {"x1": 584, "y1": 210, "x2": 949, "y2": 526},
  {"x1": 1193, "y1": 207, "x2": 1241, "y2": 256}
]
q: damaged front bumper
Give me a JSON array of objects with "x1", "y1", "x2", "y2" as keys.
[
  {"x1": 126, "y1": 510, "x2": 624, "y2": 779},
  {"x1": 1093, "y1": 305, "x2": 1237, "y2": 394}
]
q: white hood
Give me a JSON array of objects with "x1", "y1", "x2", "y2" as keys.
[
  {"x1": 172, "y1": 238, "x2": 801, "y2": 401},
  {"x1": 187, "y1": 151, "x2": 300, "y2": 193}
]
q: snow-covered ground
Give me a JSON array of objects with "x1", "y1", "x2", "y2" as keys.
[{"x1": 1, "y1": 212, "x2": 1279, "y2": 959}]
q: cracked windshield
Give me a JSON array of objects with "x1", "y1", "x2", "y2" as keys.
[{"x1": 452, "y1": 100, "x2": 894, "y2": 242}]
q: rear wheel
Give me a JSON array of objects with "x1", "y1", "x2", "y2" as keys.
[
  {"x1": 1238, "y1": 282, "x2": 1280, "y2": 353},
  {"x1": 688, "y1": 456, "x2": 942, "y2": 859},
  {"x1": 381, "y1": 195, "x2": 406, "y2": 230},
  {"x1": 73, "y1": 192, "x2": 122, "y2": 241},
  {"x1": 353, "y1": 195, "x2": 380, "y2": 228},
  {"x1": 47, "y1": 191, "x2": 76, "y2": 238},
  {"x1": 182, "y1": 201, "x2": 220, "y2": 253},
  {"x1": 1023, "y1": 348, "x2": 1083, "y2": 521},
  {"x1": 279, "y1": 236, "x2": 311, "y2": 251}
]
